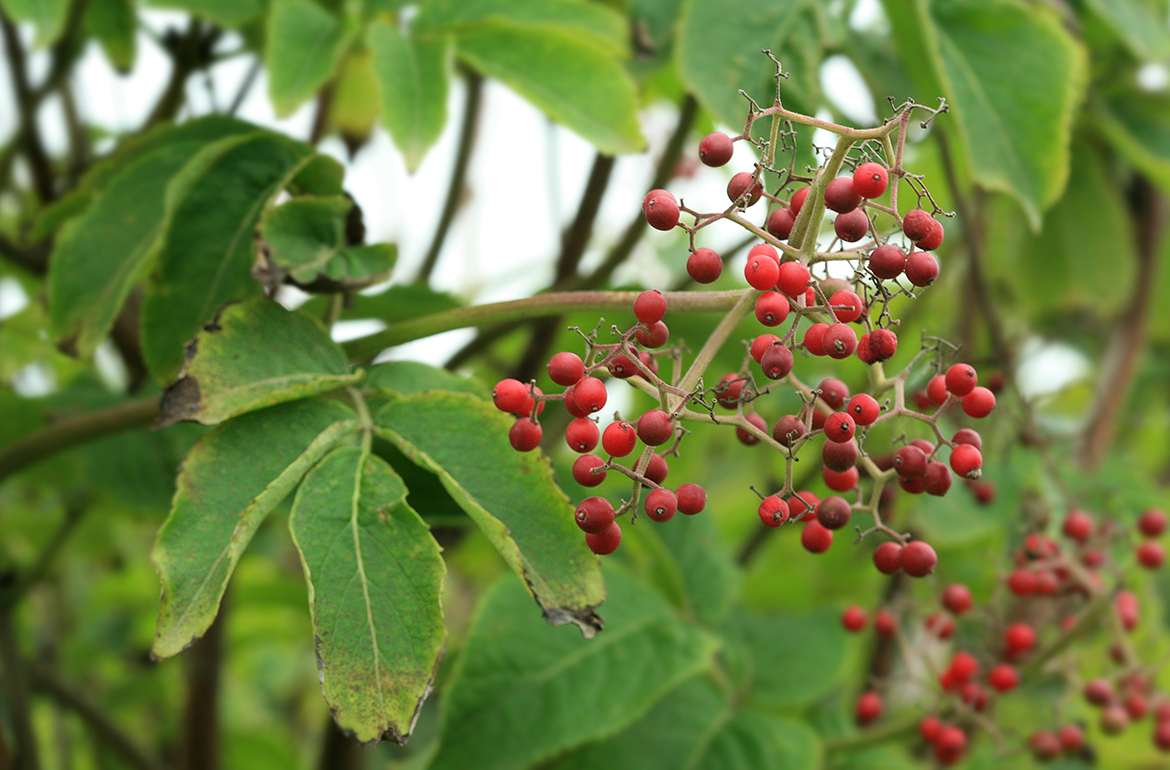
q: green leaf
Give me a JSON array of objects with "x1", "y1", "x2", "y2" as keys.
[
  {"x1": 146, "y1": 0, "x2": 265, "y2": 26},
  {"x1": 156, "y1": 298, "x2": 361, "y2": 428},
  {"x1": 364, "y1": 361, "x2": 488, "y2": 399},
  {"x1": 290, "y1": 154, "x2": 346, "y2": 196},
  {"x1": 1097, "y1": 91, "x2": 1170, "y2": 191},
  {"x1": 453, "y1": 20, "x2": 644, "y2": 155},
  {"x1": 84, "y1": 0, "x2": 137, "y2": 72},
  {"x1": 259, "y1": 196, "x2": 396, "y2": 290},
  {"x1": 290, "y1": 446, "x2": 445, "y2": 744},
  {"x1": 266, "y1": 0, "x2": 351, "y2": 116},
  {"x1": 47, "y1": 120, "x2": 256, "y2": 357},
  {"x1": 140, "y1": 131, "x2": 318, "y2": 384},
  {"x1": 375, "y1": 392, "x2": 605, "y2": 636},
  {"x1": 727, "y1": 607, "x2": 849, "y2": 709},
  {"x1": 368, "y1": 21, "x2": 451, "y2": 172},
  {"x1": 429, "y1": 567, "x2": 719, "y2": 770},
  {"x1": 152, "y1": 399, "x2": 357, "y2": 659},
  {"x1": 1081, "y1": 0, "x2": 1170, "y2": 60},
  {"x1": 0, "y1": 0, "x2": 70, "y2": 46},
  {"x1": 675, "y1": 0, "x2": 810, "y2": 127},
  {"x1": 414, "y1": 0, "x2": 627, "y2": 57}
]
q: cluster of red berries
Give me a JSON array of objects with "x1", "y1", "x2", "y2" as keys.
[{"x1": 834, "y1": 504, "x2": 1170, "y2": 763}]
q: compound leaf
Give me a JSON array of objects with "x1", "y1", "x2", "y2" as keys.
[
  {"x1": 375, "y1": 391, "x2": 605, "y2": 636},
  {"x1": 152, "y1": 398, "x2": 357, "y2": 659},
  {"x1": 266, "y1": 0, "x2": 350, "y2": 116},
  {"x1": 429, "y1": 567, "x2": 718, "y2": 770},
  {"x1": 369, "y1": 21, "x2": 452, "y2": 172},
  {"x1": 156, "y1": 298, "x2": 360, "y2": 428},
  {"x1": 290, "y1": 446, "x2": 445, "y2": 745}
]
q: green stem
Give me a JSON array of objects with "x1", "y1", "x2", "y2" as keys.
[
  {"x1": 343, "y1": 290, "x2": 743, "y2": 363},
  {"x1": 822, "y1": 712, "x2": 920, "y2": 753},
  {"x1": 674, "y1": 290, "x2": 756, "y2": 407}
]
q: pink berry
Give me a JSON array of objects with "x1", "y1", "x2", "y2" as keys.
[
  {"x1": 698, "y1": 131, "x2": 733, "y2": 167},
  {"x1": 643, "y1": 190, "x2": 680, "y2": 231}
]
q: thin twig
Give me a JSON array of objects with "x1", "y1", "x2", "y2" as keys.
[{"x1": 0, "y1": 606, "x2": 39, "y2": 770}]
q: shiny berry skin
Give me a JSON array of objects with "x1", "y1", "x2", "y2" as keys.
[
  {"x1": 772, "y1": 415, "x2": 805, "y2": 447},
  {"x1": 923, "y1": 462, "x2": 953, "y2": 496},
  {"x1": 766, "y1": 208, "x2": 795, "y2": 240},
  {"x1": 736, "y1": 413, "x2": 768, "y2": 446},
  {"x1": 745, "y1": 254, "x2": 780, "y2": 290},
  {"x1": 917, "y1": 217, "x2": 945, "y2": 250},
  {"x1": 902, "y1": 208, "x2": 934, "y2": 241},
  {"x1": 834, "y1": 207, "x2": 869, "y2": 242},
  {"x1": 1137, "y1": 541, "x2": 1165, "y2": 569},
  {"x1": 760, "y1": 344, "x2": 794, "y2": 380},
  {"x1": 1004, "y1": 622, "x2": 1036, "y2": 658},
  {"x1": 698, "y1": 131, "x2": 733, "y2": 166},
  {"x1": 867, "y1": 244, "x2": 905, "y2": 280},
  {"x1": 904, "y1": 250, "x2": 939, "y2": 287},
  {"x1": 846, "y1": 393, "x2": 880, "y2": 426},
  {"x1": 949, "y1": 444, "x2": 982, "y2": 479},
  {"x1": 585, "y1": 521, "x2": 622, "y2": 555},
  {"x1": 564, "y1": 389, "x2": 591, "y2": 418},
  {"x1": 687, "y1": 247, "x2": 723, "y2": 283},
  {"x1": 573, "y1": 376, "x2": 608, "y2": 413},
  {"x1": 952, "y1": 428, "x2": 982, "y2": 448},
  {"x1": 853, "y1": 162, "x2": 888, "y2": 198},
  {"x1": 1062, "y1": 510, "x2": 1094, "y2": 542},
  {"x1": 926, "y1": 374, "x2": 949, "y2": 405},
  {"x1": 873, "y1": 542, "x2": 903, "y2": 574},
  {"x1": 941, "y1": 583, "x2": 972, "y2": 615},
  {"x1": 802, "y1": 323, "x2": 828, "y2": 355},
  {"x1": 789, "y1": 186, "x2": 810, "y2": 214},
  {"x1": 565, "y1": 418, "x2": 600, "y2": 453},
  {"x1": 754, "y1": 291, "x2": 790, "y2": 326},
  {"x1": 822, "y1": 439, "x2": 857, "y2": 473},
  {"x1": 635, "y1": 320, "x2": 669, "y2": 348},
  {"x1": 644, "y1": 488, "x2": 678, "y2": 522},
  {"x1": 787, "y1": 491, "x2": 818, "y2": 522},
  {"x1": 823, "y1": 323, "x2": 858, "y2": 359},
  {"x1": 750, "y1": 334, "x2": 781, "y2": 363},
  {"x1": 602, "y1": 420, "x2": 637, "y2": 457},
  {"x1": 900, "y1": 540, "x2": 938, "y2": 577},
  {"x1": 818, "y1": 378, "x2": 849, "y2": 408},
  {"x1": 676, "y1": 483, "x2": 706, "y2": 515},
  {"x1": 644, "y1": 454, "x2": 669, "y2": 485},
  {"x1": 634, "y1": 289, "x2": 667, "y2": 326},
  {"x1": 841, "y1": 605, "x2": 867, "y2": 632},
  {"x1": 575, "y1": 496, "x2": 615, "y2": 534},
  {"x1": 758, "y1": 495, "x2": 788, "y2": 528},
  {"x1": 816, "y1": 495, "x2": 852, "y2": 530},
  {"x1": 825, "y1": 176, "x2": 862, "y2": 213},
  {"x1": 1139, "y1": 509, "x2": 1168, "y2": 537},
  {"x1": 945, "y1": 363, "x2": 978, "y2": 396},
  {"x1": 636, "y1": 409, "x2": 673, "y2": 446},
  {"x1": 855, "y1": 691, "x2": 883, "y2": 725},
  {"x1": 642, "y1": 190, "x2": 680, "y2": 231},
  {"x1": 961, "y1": 386, "x2": 995, "y2": 418},
  {"x1": 893, "y1": 445, "x2": 928, "y2": 478},
  {"x1": 607, "y1": 351, "x2": 639, "y2": 379},
  {"x1": 571, "y1": 454, "x2": 607, "y2": 487},
  {"x1": 777, "y1": 261, "x2": 811, "y2": 297},
  {"x1": 493, "y1": 378, "x2": 530, "y2": 414},
  {"x1": 727, "y1": 172, "x2": 762, "y2": 206},
  {"x1": 509, "y1": 418, "x2": 543, "y2": 452},
  {"x1": 867, "y1": 329, "x2": 898, "y2": 362},
  {"x1": 823, "y1": 412, "x2": 856, "y2": 443},
  {"x1": 801, "y1": 520, "x2": 834, "y2": 553},
  {"x1": 547, "y1": 352, "x2": 585, "y2": 386},
  {"x1": 829, "y1": 289, "x2": 864, "y2": 323},
  {"x1": 823, "y1": 465, "x2": 859, "y2": 492}
]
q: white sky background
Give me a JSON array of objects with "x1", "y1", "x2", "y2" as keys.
[{"x1": 0, "y1": 0, "x2": 1086, "y2": 399}]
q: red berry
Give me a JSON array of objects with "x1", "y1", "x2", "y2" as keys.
[
  {"x1": 634, "y1": 289, "x2": 667, "y2": 326},
  {"x1": 766, "y1": 208, "x2": 795, "y2": 240},
  {"x1": 643, "y1": 190, "x2": 680, "y2": 230},
  {"x1": 571, "y1": 454, "x2": 607, "y2": 487},
  {"x1": 841, "y1": 605, "x2": 867, "y2": 632},
  {"x1": 846, "y1": 393, "x2": 880, "y2": 425},
  {"x1": 867, "y1": 244, "x2": 905, "y2": 280},
  {"x1": 874, "y1": 610, "x2": 895, "y2": 637},
  {"x1": 757, "y1": 495, "x2": 789, "y2": 528},
  {"x1": 823, "y1": 323, "x2": 858, "y2": 359},
  {"x1": 736, "y1": 413, "x2": 768, "y2": 446},
  {"x1": 698, "y1": 131, "x2": 733, "y2": 167},
  {"x1": 607, "y1": 350, "x2": 639, "y2": 378},
  {"x1": 509, "y1": 418, "x2": 543, "y2": 452},
  {"x1": 853, "y1": 162, "x2": 888, "y2": 199},
  {"x1": 493, "y1": 378, "x2": 529, "y2": 414},
  {"x1": 1139, "y1": 509, "x2": 1168, "y2": 537},
  {"x1": 926, "y1": 612, "x2": 955, "y2": 639},
  {"x1": 829, "y1": 289, "x2": 864, "y2": 323},
  {"x1": 873, "y1": 542, "x2": 903, "y2": 574},
  {"x1": 602, "y1": 420, "x2": 637, "y2": 457},
  {"x1": 961, "y1": 386, "x2": 995, "y2": 418},
  {"x1": 676, "y1": 483, "x2": 706, "y2": 515},
  {"x1": 1028, "y1": 730, "x2": 1061, "y2": 761},
  {"x1": 893, "y1": 445, "x2": 928, "y2": 479},
  {"x1": 1137, "y1": 541, "x2": 1165, "y2": 569},
  {"x1": 815, "y1": 379, "x2": 847, "y2": 409},
  {"x1": 635, "y1": 320, "x2": 669, "y2": 348},
  {"x1": 585, "y1": 521, "x2": 622, "y2": 555},
  {"x1": 988, "y1": 664, "x2": 1019, "y2": 693},
  {"x1": 644, "y1": 488, "x2": 678, "y2": 522},
  {"x1": 1062, "y1": 510, "x2": 1094, "y2": 542},
  {"x1": 949, "y1": 444, "x2": 982, "y2": 479},
  {"x1": 941, "y1": 583, "x2": 972, "y2": 615},
  {"x1": 547, "y1": 352, "x2": 585, "y2": 386},
  {"x1": 1057, "y1": 724, "x2": 1084, "y2": 752},
  {"x1": 575, "y1": 496, "x2": 615, "y2": 534},
  {"x1": 822, "y1": 439, "x2": 858, "y2": 472},
  {"x1": 926, "y1": 374, "x2": 949, "y2": 406},
  {"x1": 759, "y1": 343, "x2": 794, "y2": 380},
  {"x1": 787, "y1": 491, "x2": 818, "y2": 522},
  {"x1": 772, "y1": 415, "x2": 806, "y2": 447},
  {"x1": 900, "y1": 540, "x2": 938, "y2": 577},
  {"x1": 801, "y1": 520, "x2": 834, "y2": 553},
  {"x1": 923, "y1": 461, "x2": 953, "y2": 496},
  {"x1": 949, "y1": 651, "x2": 979, "y2": 682},
  {"x1": 789, "y1": 186, "x2": 810, "y2": 215},
  {"x1": 934, "y1": 726, "x2": 966, "y2": 765},
  {"x1": 1004, "y1": 622, "x2": 1036, "y2": 658},
  {"x1": 866, "y1": 328, "x2": 898, "y2": 361},
  {"x1": 904, "y1": 250, "x2": 939, "y2": 287},
  {"x1": 573, "y1": 376, "x2": 608, "y2": 413},
  {"x1": 855, "y1": 691, "x2": 883, "y2": 725},
  {"x1": 816, "y1": 495, "x2": 852, "y2": 530},
  {"x1": 644, "y1": 453, "x2": 669, "y2": 485},
  {"x1": 823, "y1": 412, "x2": 856, "y2": 443},
  {"x1": 952, "y1": 428, "x2": 982, "y2": 449},
  {"x1": 834, "y1": 207, "x2": 869, "y2": 242},
  {"x1": 748, "y1": 242, "x2": 779, "y2": 265},
  {"x1": 745, "y1": 254, "x2": 780, "y2": 290},
  {"x1": 776, "y1": 261, "x2": 811, "y2": 297},
  {"x1": 1007, "y1": 568, "x2": 1035, "y2": 596},
  {"x1": 917, "y1": 217, "x2": 945, "y2": 250},
  {"x1": 1084, "y1": 678, "x2": 1114, "y2": 706},
  {"x1": 750, "y1": 334, "x2": 781, "y2": 363},
  {"x1": 802, "y1": 323, "x2": 828, "y2": 355},
  {"x1": 727, "y1": 172, "x2": 762, "y2": 206},
  {"x1": 945, "y1": 363, "x2": 978, "y2": 396},
  {"x1": 687, "y1": 247, "x2": 723, "y2": 283},
  {"x1": 565, "y1": 387, "x2": 590, "y2": 417},
  {"x1": 902, "y1": 208, "x2": 934, "y2": 241},
  {"x1": 636, "y1": 409, "x2": 673, "y2": 446},
  {"x1": 825, "y1": 176, "x2": 862, "y2": 213},
  {"x1": 714, "y1": 373, "x2": 745, "y2": 408},
  {"x1": 754, "y1": 291, "x2": 790, "y2": 326},
  {"x1": 565, "y1": 417, "x2": 600, "y2": 453},
  {"x1": 822, "y1": 465, "x2": 859, "y2": 492},
  {"x1": 919, "y1": 715, "x2": 943, "y2": 743},
  {"x1": 1101, "y1": 703, "x2": 1129, "y2": 734},
  {"x1": 1155, "y1": 721, "x2": 1170, "y2": 752}
]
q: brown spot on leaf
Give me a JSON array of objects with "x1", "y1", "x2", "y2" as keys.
[{"x1": 156, "y1": 376, "x2": 203, "y2": 428}]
